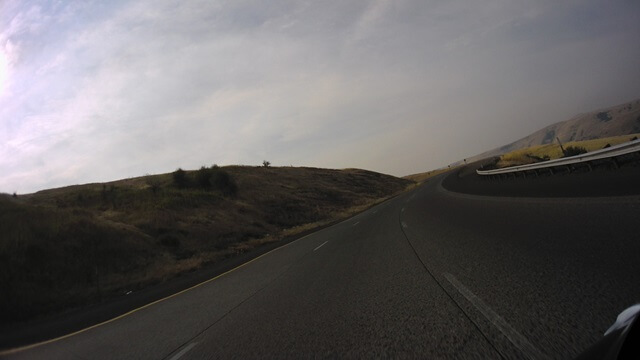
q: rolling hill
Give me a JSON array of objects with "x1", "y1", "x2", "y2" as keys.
[
  {"x1": 470, "y1": 97, "x2": 640, "y2": 161},
  {"x1": 0, "y1": 166, "x2": 412, "y2": 324}
]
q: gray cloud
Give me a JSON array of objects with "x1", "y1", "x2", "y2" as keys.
[{"x1": 1, "y1": 0, "x2": 640, "y2": 193}]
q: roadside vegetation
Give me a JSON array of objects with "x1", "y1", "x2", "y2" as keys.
[
  {"x1": 496, "y1": 133, "x2": 640, "y2": 168},
  {"x1": 0, "y1": 166, "x2": 412, "y2": 323},
  {"x1": 403, "y1": 167, "x2": 453, "y2": 184}
]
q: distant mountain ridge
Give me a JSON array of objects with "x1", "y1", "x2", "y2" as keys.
[{"x1": 469, "y1": 97, "x2": 640, "y2": 161}]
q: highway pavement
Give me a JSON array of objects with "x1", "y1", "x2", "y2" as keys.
[{"x1": 3, "y1": 173, "x2": 639, "y2": 359}]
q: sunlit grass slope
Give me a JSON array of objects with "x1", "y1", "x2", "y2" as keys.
[
  {"x1": 403, "y1": 168, "x2": 452, "y2": 184},
  {"x1": 497, "y1": 133, "x2": 640, "y2": 168}
]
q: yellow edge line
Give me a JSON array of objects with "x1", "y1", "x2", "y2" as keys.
[{"x1": 0, "y1": 235, "x2": 307, "y2": 356}]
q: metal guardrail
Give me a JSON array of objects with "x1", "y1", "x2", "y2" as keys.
[{"x1": 476, "y1": 139, "x2": 640, "y2": 176}]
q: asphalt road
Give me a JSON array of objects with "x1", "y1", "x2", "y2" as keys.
[{"x1": 3, "y1": 173, "x2": 640, "y2": 359}]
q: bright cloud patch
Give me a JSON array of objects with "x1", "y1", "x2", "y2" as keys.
[
  {"x1": 1, "y1": 0, "x2": 640, "y2": 193},
  {"x1": 0, "y1": 50, "x2": 7, "y2": 94}
]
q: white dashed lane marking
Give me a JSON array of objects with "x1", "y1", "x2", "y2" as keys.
[{"x1": 314, "y1": 241, "x2": 328, "y2": 251}]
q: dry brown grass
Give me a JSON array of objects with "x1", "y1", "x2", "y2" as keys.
[
  {"x1": 403, "y1": 168, "x2": 452, "y2": 184},
  {"x1": 0, "y1": 166, "x2": 412, "y2": 323},
  {"x1": 497, "y1": 133, "x2": 640, "y2": 168}
]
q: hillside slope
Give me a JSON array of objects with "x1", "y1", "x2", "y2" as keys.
[
  {"x1": 470, "y1": 97, "x2": 640, "y2": 161},
  {"x1": 0, "y1": 166, "x2": 412, "y2": 323}
]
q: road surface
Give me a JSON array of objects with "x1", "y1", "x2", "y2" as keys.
[{"x1": 3, "y1": 174, "x2": 640, "y2": 359}]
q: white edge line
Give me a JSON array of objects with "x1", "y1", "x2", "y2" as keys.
[
  {"x1": 168, "y1": 342, "x2": 198, "y2": 360},
  {"x1": 1, "y1": 181, "x2": 401, "y2": 355},
  {"x1": 353, "y1": 221, "x2": 360, "y2": 226},
  {"x1": 314, "y1": 241, "x2": 328, "y2": 251},
  {"x1": 0, "y1": 234, "x2": 312, "y2": 356},
  {"x1": 443, "y1": 273, "x2": 548, "y2": 360}
]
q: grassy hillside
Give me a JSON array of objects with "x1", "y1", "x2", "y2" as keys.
[
  {"x1": 0, "y1": 166, "x2": 412, "y2": 323},
  {"x1": 496, "y1": 133, "x2": 639, "y2": 168},
  {"x1": 469, "y1": 97, "x2": 640, "y2": 162}
]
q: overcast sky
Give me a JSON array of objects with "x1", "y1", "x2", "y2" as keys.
[{"x1": 1, "y1": 0, "x2": 639, "y2": 193}]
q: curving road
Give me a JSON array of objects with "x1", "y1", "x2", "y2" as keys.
[{"x1": 3, "y1": 174, "x2": 640, "y2": 359}]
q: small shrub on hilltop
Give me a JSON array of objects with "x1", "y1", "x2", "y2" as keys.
[
  {"x1": 172, "y1": 168, "x2": 188, "y2": 188},
  {"x1": 210, "y1": 168, "x2": 238, "y2": 196},
  {"x1": 479, "y1": 157, "x2": 500, "y2": 171},
  {"x1": 563, "y1": 146, "x2": 588, "y2": 157},
  {"x1": 196, "y1": 166, "x2": 213, "y2": 188},
  {"x1": 189, "y1": 165, "x2": 238, "y2": 195},
  {"x1": 525, "y1": 154, "x2": 550, "y2": 162}
]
